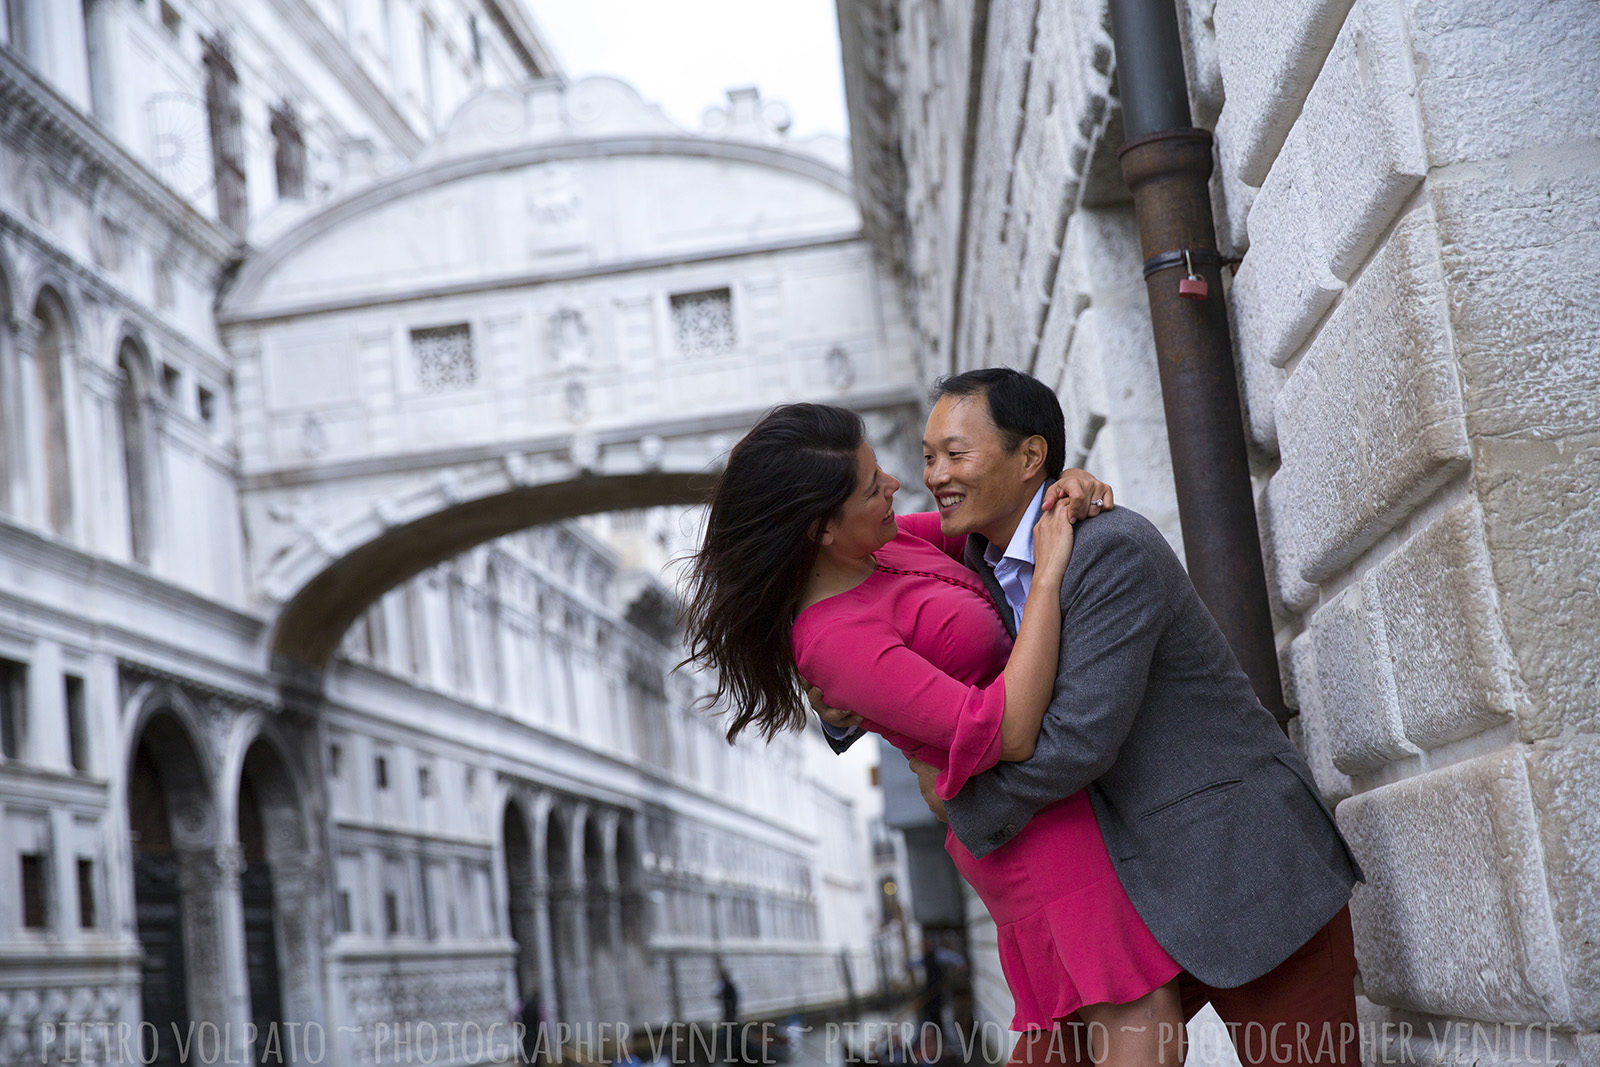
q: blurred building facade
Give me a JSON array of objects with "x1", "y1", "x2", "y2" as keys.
[
  {"x1": 837, "y1": 0, "x2": 1600, "y2": 1061},
  {"x1": 0, "y1": 3, "x2": 908, "y2": 1065}
]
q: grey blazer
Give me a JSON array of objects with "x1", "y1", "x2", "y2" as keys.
[{"x1": 945, "y1": 506, "x2": 1362, "y2": 989}]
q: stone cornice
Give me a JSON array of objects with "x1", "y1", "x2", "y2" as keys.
[
  {"x1": 0, "y1": 48, "x2": 240, "y2": 265},
  {"x1": 259, "y1": 0, "x2": 425, "y2": 158},
  {"x1": 239, "y1": 383, "x2": 919, "y2": 489},
  {"x1": 221, "y1": 227, "x2": 866, "y2": 325}
]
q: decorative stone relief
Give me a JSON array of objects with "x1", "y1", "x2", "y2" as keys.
[
  {"x1": 19, "y1": 163, "x2": 55, "y2": 226},
  {"x1": 299, "y1": 413, "x2": 328, "y2": 458},
  {"x1": 570, "y1": 432, "x2": 599, "y2": 472},
  {"x1": 549, "y1": 308, "x2": 591, "y2": 369},
  {"x1": 826, "y1": 345, "x2": 856, "y2": 390},
  {"x1": 526, "y1": 165, "x2": 585, "y2": 254},
  {"x1": 564, "y1": 379, "x2": 589, "y2": 423}
]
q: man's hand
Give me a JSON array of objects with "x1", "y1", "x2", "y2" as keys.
[
  {"x1": 907, "y1": 757, "x2": 947, "y2": 822},
  {"x1": 1042, "y1": 469, "x2": 1113, "y2": 522},
  {"x1": 806, "y1": 685, "x2": 863, "y2": 732}
]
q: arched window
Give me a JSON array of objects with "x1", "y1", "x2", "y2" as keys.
[
  {"x1": 269, "y1": 103, "x2": 305, "y2": 201},
  {"x1": 32, "y1": 289, "x2": 73, "y2": 536},
  {"x1": 117, "y1": 340, "x2": 153, "y2": 565},
  {"x1": 202, "y1": 37, "x2": 247, "y2": 233}
]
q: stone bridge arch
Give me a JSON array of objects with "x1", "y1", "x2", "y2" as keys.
[{"x1": 220, "y1": 77, "x2": 921, "y2": 675}]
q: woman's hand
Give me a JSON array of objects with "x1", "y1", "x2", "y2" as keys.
[
  {"x1": 1032, "y1": 496, "x2": 1077, "y2": 581},
  {"x1": 1041, "y1": 468, "x2": 1113, "y2": 521}
]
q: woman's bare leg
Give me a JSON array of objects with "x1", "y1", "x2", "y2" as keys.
[{"x1": 1076, "y1": 979, "x2": 1185, "y2": 1067}]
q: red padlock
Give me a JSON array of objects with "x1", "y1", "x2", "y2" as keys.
[{"x1": 1178, "y1": 249, "x2": 1209, "y2": 301}]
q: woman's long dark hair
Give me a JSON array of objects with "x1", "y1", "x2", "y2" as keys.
[{"x1": 680, "y1": 403, "x2": 866, "y2": 743}]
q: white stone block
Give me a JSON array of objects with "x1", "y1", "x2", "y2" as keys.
[
  {"x1": 1371, "y1": 498, "x2": 1520, "y2": 751},
  {"x1": 1339, "y1": 749, "x2": 1571, "y2": 1024},
  {"x1": 1472, "y1": 436, "x2": 1600, "y2": 740},
  {"x1": 1283, "y1": 636, "x2": 1356, "y2": 803},
  {"x1": 1233, "y1": 308, "x2": 1283, "y2": 453},
  {"x1": 1289, "y1": 0, "x2": 1427, "y2": 279},
  {"x1": 1430, "y1": 160, "x2": 1600, "y2": 442},
  {"x1": 1259, "y1": 472, "x2": 1317, "y2": 615},
  {"x1": 1526, "y1": 740, "x2": 1600, "y2": 1029},
  {"x1": 1230, "y1": 131, "x2": 1344, "y2": 372},
  {"x1": 1213, "y1": 142, "x2": 1255, "y2": 259},
  {"x1": 1301, "y1": 582, "x2": 1417, "y2": 774},
  {"x1": 1273, "y1": 202, "x2": 1469, "y2": 584},
  {"x1": 1213, "y1": 0, "x2": 1354, "y2": 184},
  {"x1": 1404, "y1": 0, "x2": 1600, "y2": 168}
]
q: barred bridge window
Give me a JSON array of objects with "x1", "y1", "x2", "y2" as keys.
[
  {"x1": 411, "y1": 323, "x2": 476, "y2": 392},
  {"x1": 670, "y1": 288, "x2": 735, "y2": 356}
]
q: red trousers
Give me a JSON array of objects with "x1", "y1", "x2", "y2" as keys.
[{"x1": 1008, "y1": 906, "x2": 1359, "y2": 1067}]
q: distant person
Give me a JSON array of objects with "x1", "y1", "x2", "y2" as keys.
[
  {"x1": 680, "y1": 403, "x2": 1183, "y2": 1067},
  {"x1": 514, "y1": 988, "x2": 546, "y2": 1065},
  {"x1": 716, "y1": 965, "x2": 740, "y2": 1026}
]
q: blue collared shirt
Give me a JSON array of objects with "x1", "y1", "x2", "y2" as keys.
[{"x1": 984, "y1": 484, "x2": 1045, "y2": 627}]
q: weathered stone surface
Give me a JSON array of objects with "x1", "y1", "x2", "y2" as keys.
[
  {"x1": 1472, "y1": 436, "x2": 1600, "y2": 740},
  {"x1": 1431, "y1": 160, "x2": 1600, "y2": 441},
  {"x1": 1526, "y1": 740, "x2": 1600, "y2": 1029},
  {"x1": 1404, "y1": 0, "x2": 1600, "y2": 168},
  {"x1": 1213, "y1": 0, "x2": 1354, "y2": 184},
  {"x1": 1234, "y1": 313, "x2": 1284, "y2": 452},
  {"x1": 1273, "y1": 202, "x2": 1469, "y2": 584},
  {"x1": 1339, "y1": 750, "x2": 1570, "y2": 1024},
  {"x1": 1371, "y1": 498, "x2": 1521, "y2": 751},
  {"x1": 1259, "y1": 472, "x2": 1317, "y2": 615},
  {"x1": 1301, "y1": 582, "x2": 1417, "y2": 774},
  {"x1": 1176, "y1": 0, "x2": 1225, "y2": 130},
  {"x1": 1213, "y1": 147, "x2": 1256, "y2": 260},
  {"x1": 1288, "y1": 0, "x2": 1427, "y2": 279},
  {"x1": 1230, "y1": 131, "x2": 1344, "y2": 372},
  {"x1": 1283, "y1": 636, "x2": 1356, "y2": 803}
]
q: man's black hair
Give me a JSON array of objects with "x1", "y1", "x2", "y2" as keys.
[{"x1": 931, "y1": 367, "x2": 1066, "y2": 479}]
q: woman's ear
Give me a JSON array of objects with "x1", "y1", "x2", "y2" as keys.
[{"x1": 807, "y1": 518, "x2": 835, "y2": 547}]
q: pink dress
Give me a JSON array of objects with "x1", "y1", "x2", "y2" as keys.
[{"x1": 792, "y1": 513, "x2": 1181, "y2": 1030}]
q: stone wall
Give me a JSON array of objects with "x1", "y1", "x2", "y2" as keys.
[
  {"x1": 1218, "y1": 0, "x2": 1600, "y2": 1056},
  {"x1": 843, "y1": 0, "x2": 1600, "y2": 1058}
]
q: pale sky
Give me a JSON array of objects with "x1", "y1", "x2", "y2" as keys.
[{"x1": 525, "y1": 0, "x2": 849, "y2": 141}]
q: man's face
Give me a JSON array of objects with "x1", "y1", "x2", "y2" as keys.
[{"x1": 922, "y1": 394, "x2": 1040, "y2": 542}]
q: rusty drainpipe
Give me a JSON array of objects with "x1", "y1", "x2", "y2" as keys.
[{"x1": 1107, "y1": 0, "x2": 1289, "y2": 722}]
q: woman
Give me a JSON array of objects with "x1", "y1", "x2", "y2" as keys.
[{"x1": 682, "y1": 404, "x2": 1183, "y2": 1067}]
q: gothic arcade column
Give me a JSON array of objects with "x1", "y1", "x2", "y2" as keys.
[
  {"x1": 177, "y1": 844, "x2": 252, "y2": 1063},
  {"x1": 268, "y1": 852, "x2": 330, "y2": 1047},
  {"x1": 532, "y1": 876, "x2": 560, "y2": 1028}
]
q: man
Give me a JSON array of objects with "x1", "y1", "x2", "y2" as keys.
[{"x1": 817, "y1": 368, "x2": 1362, "y2": 1066}]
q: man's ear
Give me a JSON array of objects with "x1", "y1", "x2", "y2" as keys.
[{"x1": 1019, "y1": 435, "x2": 1048, "y2": 480}]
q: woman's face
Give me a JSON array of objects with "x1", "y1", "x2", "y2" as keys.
[{"x1": 818, "y1": 441, "x2": 901, "y2": 561}]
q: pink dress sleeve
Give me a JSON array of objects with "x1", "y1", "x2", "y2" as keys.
[
  {"x1": 794, "y1": 610, "x2": 1004, "y2": 799},
  {"x1": 896, "y1": 512, "x2": 968, "y2": 563}
]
